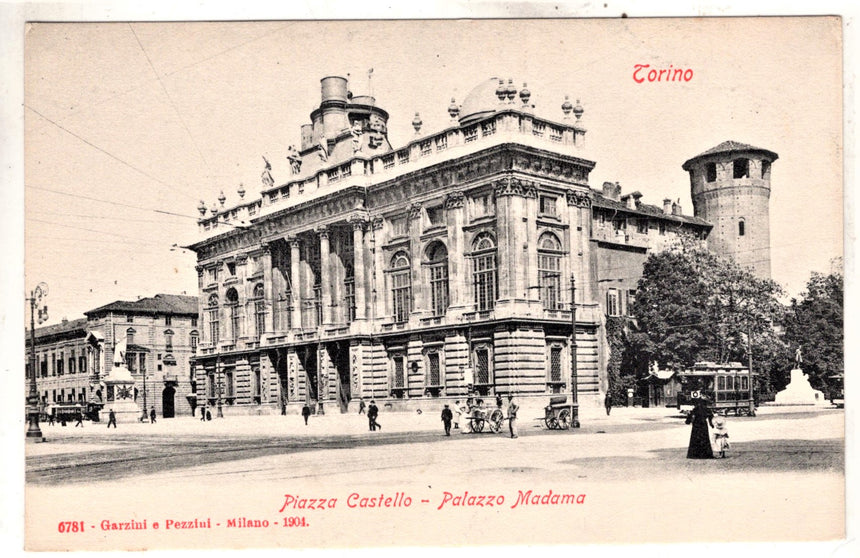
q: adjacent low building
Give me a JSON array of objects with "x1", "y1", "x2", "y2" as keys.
[{"x1": 25, "y1": 294, "x2": 199, "y2": 419}]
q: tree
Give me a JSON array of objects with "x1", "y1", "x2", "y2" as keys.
[
  {"x1": 781, "y1": 267, "x2": 843, "y2": 396},
  {"x1": 630, "y1": 235, "x2": 785, "y2": 376}
]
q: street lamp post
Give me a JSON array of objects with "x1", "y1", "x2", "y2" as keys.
[
  {"x1": 26, "y1": 282, "x2": 49, "y2": 441},
  {"x1": 569, "y1": 274, "x2": 580, "y2": 428},
  {"x1": 217, "y1": 364, "x2": 224, "y2": 418}
]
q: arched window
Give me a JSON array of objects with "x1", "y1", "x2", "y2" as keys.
[
  {"x1": 164, "y1": 329, "x2": 174, "y2": 351},
  {"x1": 538, "y1": 232, "x2": 563, "y2": 310},
  {"x1": 207, "y1": 294, "x2": 220, "y2": 345},
  {"x1": 390, "y1": 252, "x2": 412, "y2": 323},
  {"x1": 253, "y1": 283, "x2": 266, "y2": 339},
  {"x1": 189, "y1": 330, "x2": 199, "y2": 353},
  {"x1": 425, "y1": 242, "x2": 449, "y2": 317},
  {"x1": 225, "y1": 288, "x2": 239, "y2": 341},
  {"x1": 471, "y1": 233, "x2": 497, "y2": 312},
  {"x1": 126, "y1": 328, "x2": 135, "y2": 345},
  {"x1": 738, "y1": 218, "x2": 746, "y2": 237}
]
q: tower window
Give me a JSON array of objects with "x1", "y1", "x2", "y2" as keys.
[
  {"x1": 738, "y1": 219, "x2": 746, "y2": 236},
  {"x1": 705, "y1": 163, "x2": 717, "y2": 183},
  {"x1": 733, "y1": 158, "x2": 750, "y2": 179},
  {"x1": 761, "y1": 160, "x2": 771, "y2": 179}
]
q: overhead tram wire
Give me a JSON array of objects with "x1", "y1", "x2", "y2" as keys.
[
  {"x1": 129, "y1": 23, "x2": 211, "y2": 188},
  {"x1": 25, "y1": 105, "x2": 200, "y2": 204}
]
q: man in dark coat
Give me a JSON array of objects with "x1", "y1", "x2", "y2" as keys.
[
  {"x1": 686, "y1": 396, "x2": 714, "y2": 459},
  {"x1": 441, "y1": 404, "x2": 453, "y2": 436},
  {"x1": 149, "y1": 407, "x2": 157, "y2": 424},
  {"x1": 107, "y1": 409, "x2": 117, "y2": 428},
  {"x1": 301, "y1": 403, "x2": 311, "y2": 425},
  {"x1": 604, "y1": 392, "x2": 612, "y2": 416},
  {"x1": 367, "y1": 400, "x2": 380, "y2": 431}
]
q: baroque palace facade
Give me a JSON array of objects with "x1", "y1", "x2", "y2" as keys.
[{"x1": 187, "y1": 76, "x2": 738, "y2": 415}]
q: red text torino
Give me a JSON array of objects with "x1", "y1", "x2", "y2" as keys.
[{"x1": 633, "y1": 64, "x2": 693, "y2": 83}]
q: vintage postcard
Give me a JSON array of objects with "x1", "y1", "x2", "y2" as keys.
[{"x1": 13, "y1": 14, "x2": 848, "y2": 555}]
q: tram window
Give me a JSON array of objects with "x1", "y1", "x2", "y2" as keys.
[
  {"x1": 717, "y1": 376, "x2": 726, "y2": 390},
  {"x1": 741, "y1": 377, "x2": 748, "y2": 390}
]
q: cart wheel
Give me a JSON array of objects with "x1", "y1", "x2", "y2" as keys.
[
  {"x1": 473, "y1": 418, "x2": 485, "y2": 433},
  {"x1": 557, "y1": 409, "x2": 572, "y2": 430},
  {"x1": 546, "y1": 417, "x2": 559, "y2": 429},
  {"x1": 489, "y1": 410, "x2": 503, "y2": 433}
]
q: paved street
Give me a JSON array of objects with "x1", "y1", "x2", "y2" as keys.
[{"x1": 24, "y1": 405, "x2": 845, "y2": 551}]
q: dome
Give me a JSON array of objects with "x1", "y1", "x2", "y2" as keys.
[{"x1": 459, "y1": 76, "x2": 516, "y2": 124}]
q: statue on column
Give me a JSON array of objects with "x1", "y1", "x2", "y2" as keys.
[{"x1": 795, "y1": 345, "x2": 803, "y2": 368}]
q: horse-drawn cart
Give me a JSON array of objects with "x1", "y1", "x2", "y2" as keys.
[{"x1": 542, "y1": 396, "x2": 573, "y2": 430}]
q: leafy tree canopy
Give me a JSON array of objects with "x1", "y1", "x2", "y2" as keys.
[
  {"x1": 782, "y1": 265, "x2": 843, "y2": 394},
  {"x1": 630, "y1": 235, "x2": 785, "y2": 372}
]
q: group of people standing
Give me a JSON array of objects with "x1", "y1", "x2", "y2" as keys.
[{"x1": 441, "y1": 395, "x2": 519, "y2": 438}]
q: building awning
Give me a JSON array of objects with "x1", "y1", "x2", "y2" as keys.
[{"x1": 163, "y1": 354, "x2": 177, "y2": 365}]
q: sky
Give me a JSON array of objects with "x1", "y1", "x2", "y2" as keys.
[{"x1": 21, "y1": 17, "x2": 844, "y2": 324}]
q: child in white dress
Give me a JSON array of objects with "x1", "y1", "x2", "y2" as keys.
[{"x1": 713, "y1": 415, "x2": 730, "y2": 458}]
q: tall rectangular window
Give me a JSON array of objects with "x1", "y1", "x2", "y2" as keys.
[
  {"x1": 392, "y1": 355, "x2": 405, "y2": 389},
  {"x1": 57, "y1": 352, "x2": 64, "y2": 376},
  {"x1": 392, "y1": 271, "x2": 412, "y2": 323},
  {"x1": 208, "y1": 309, "x2": 220, "y2": 344},
  {"x1": 427, "y1": 352, "x2": 441, "y2": 387},
  {"x1": 430, "y1": 264, "x2": 449, "y2": 317},
  {"x1": 69, "y1": 350, "x2": 76, "y2": 374},
  {"x1": 344, "y1": 279, "x2": 356, "y2": 323},
  {"x1": 253, "y1": 368, "x2": 262, "y2": 404},
  {"x1": 475, "y1": 348, "x2": 490, "y2": 385},
  {"x1": 549, "y1": 346, "x2": 563, "y2": 383},
  {"x1": 473, "y1": 253, "x2": 497, "y2": 312},
  {"x1": 606, "y1": 289, "x2": 620, "y2": 317}
]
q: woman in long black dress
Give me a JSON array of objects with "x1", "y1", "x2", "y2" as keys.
[{"x1": 686, "y1": 397, "x2": 714, "y2": 459}]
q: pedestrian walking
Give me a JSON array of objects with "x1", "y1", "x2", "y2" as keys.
[
  {"x1": 358, "y1": 399, "x2": 366, "y2": 415},
  {"x1": 107, "y1": 409, "x2": 117, "y2": 428},
  {"x1": 441, "y1": 404, "x2": 453, "y2": 436},
  {"x1": 74, "y1": 412, "x2": 84, "y2": 427},
  {"x1": 367, "y1": 400, "x2": 381, "y2": 431},
  {"x1": 453, "y1": 400, "x2": 462, "y2": 430},
  {"x1": 302, "y1": 403, "x2": 311, "y2": 425},
  {"x1": 712, "y1": 415, "x2": 730, "y2": 458},
  {"x1": 200, "y1": 406, "x2": 207, "y2": 421},
  {"x1": 507, "y1": 395, "x2": 519, "y2": 439},
  {"x1": 496, "y1": 393, "x2": 503, "y2": 408},
  {"x1": 604, "y1": 392, "x2": 612, "y2": 416},
  {"x1": 685, "y1": 394, "x2": 714, "y2": 459},
  {"x1": 47, "y1": 412, "x2": 54, "y2": 426},
  {"x1": 149, "y1": 407, "x2": 157, "y2": 423}
]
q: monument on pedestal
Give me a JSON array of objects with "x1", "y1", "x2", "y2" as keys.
[
  {"x1": 101, "y1": 339, "x2": 141, "y2": 422},
  {"x1": 774, "y1": 348, "x2": 826, "y2": 405}
]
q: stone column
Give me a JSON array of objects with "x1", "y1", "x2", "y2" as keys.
[
  {"x1": 408, "y1": 202, "x2": 423, "y2": 315},
  {"x1": 351, "y1": 216, "x2": 367, "y2": 320},
  {"x1": 289, "y1": 237, "x2": 301, "y2": 330},
  {"x1": 318, "y1": 226, "x2": 332, "y2": 326},
  {"x1": 444, "y1": 191, "x2": 467, "y2": 310},
  {"x1": 260, "y1": 244, "x2": 274, "y2": 335},
  {"x1": 370, "y1": 218, "x2": 386, "y2": 321}
]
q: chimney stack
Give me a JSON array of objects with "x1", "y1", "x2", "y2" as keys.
[{"x1": 663, "y1": 199, "x2": 673, "y2": 215}]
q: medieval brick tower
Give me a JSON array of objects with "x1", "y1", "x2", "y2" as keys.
[{"x1": 683, "y1": 141, "x2": 778, "y2": 279}]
